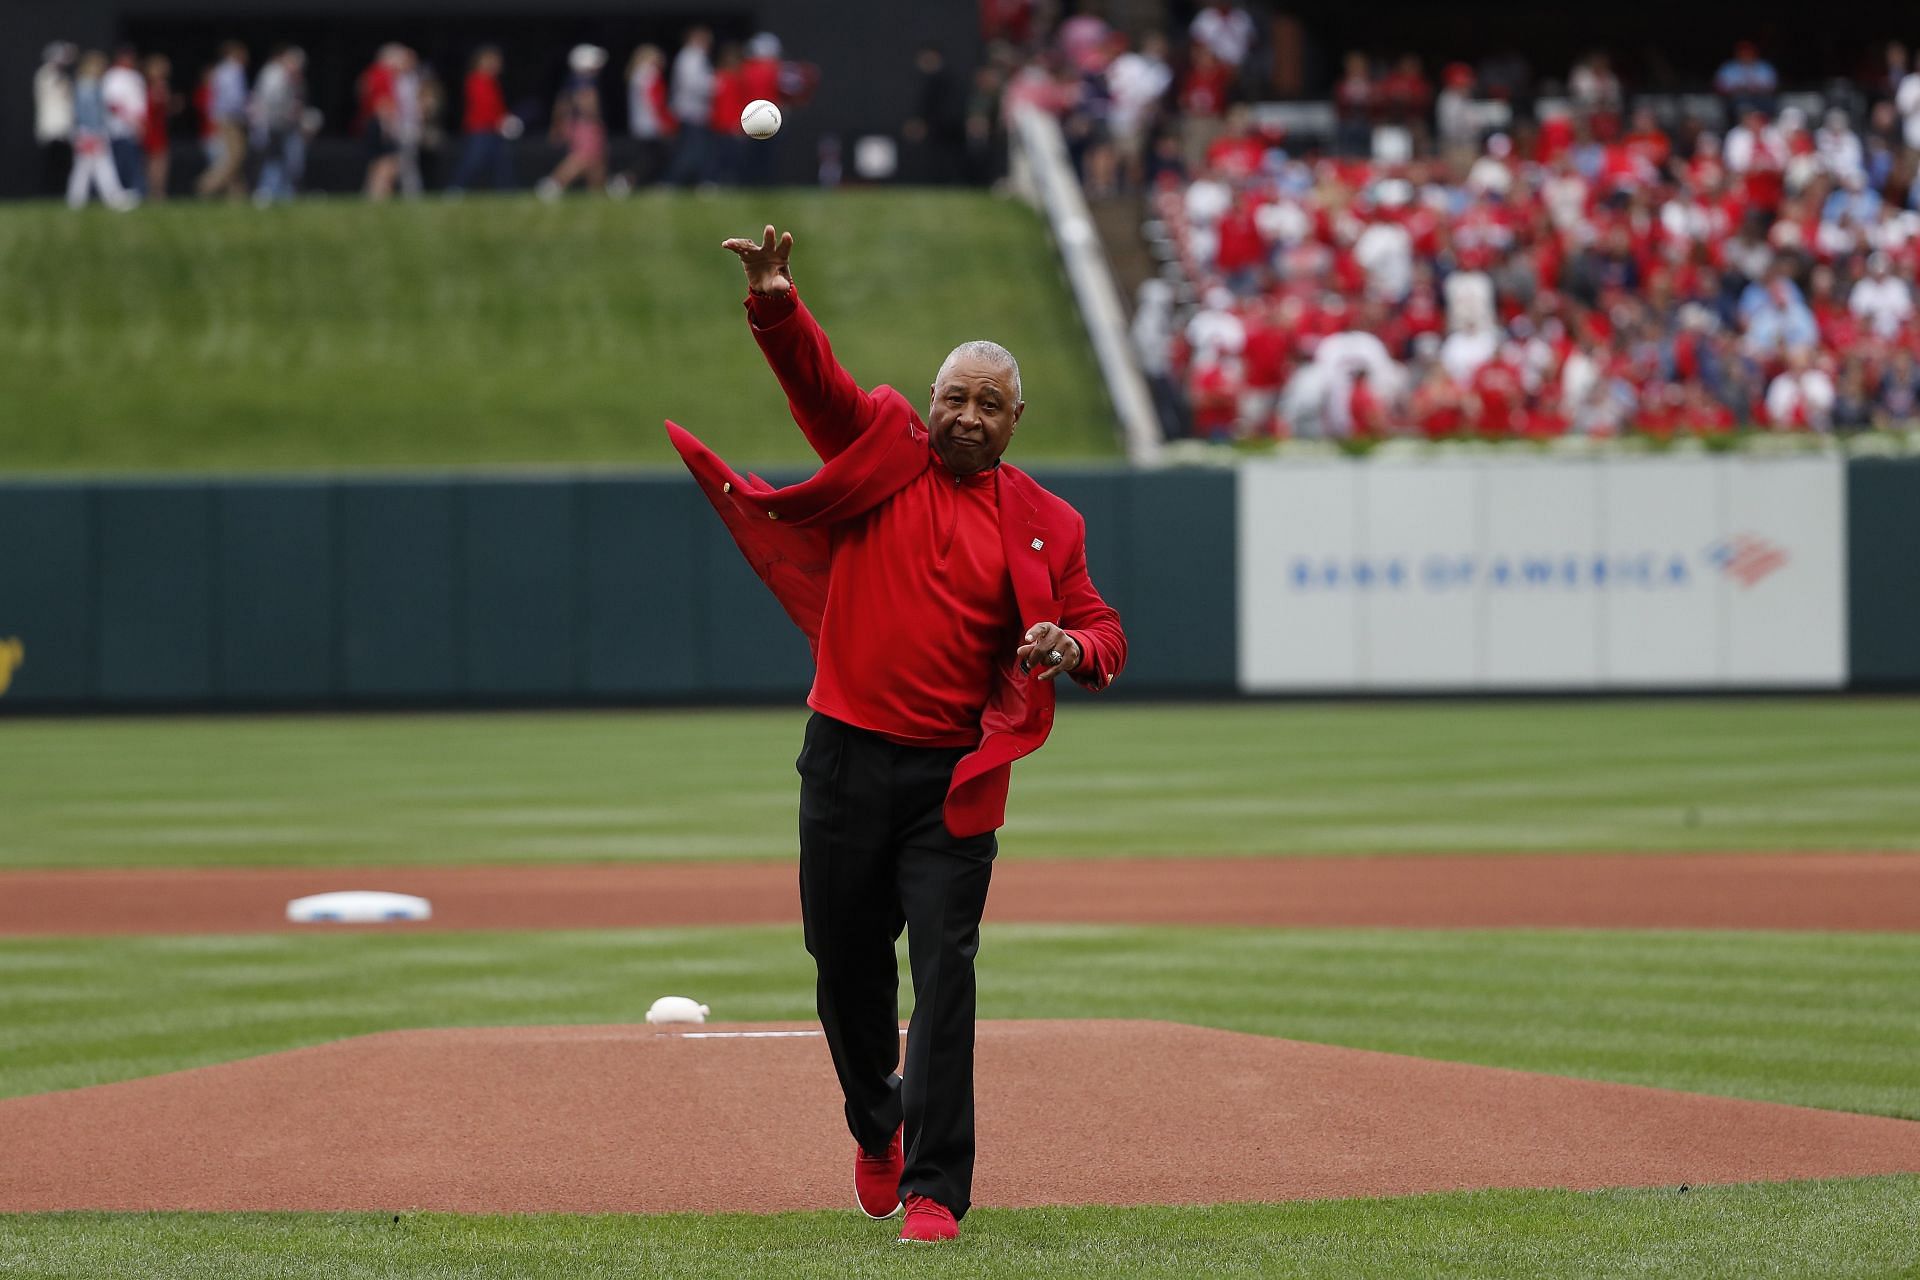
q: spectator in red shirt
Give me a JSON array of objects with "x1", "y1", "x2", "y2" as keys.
[
  {"x1": 1410, "y1": 360, "x2": 1466, "y2": 438},
  {"x1": 448, "y1": 47, "x2": 513, "y2": 192},
  {"x1": 1622, "y1": 106, "x2": 1671, "y2": 173},
  {"x1": 1190, "y1": 354, "x2": 1244, "y2": 440},
  {"x1": 1469, "y1": 351, "x2": 1524, "y2": 435},
  {"x1": 142, "y1": 53, "x2": 175, "y2": 200},
  {"x1": 1378, "y1": 54, "x2": 1432, "y2": 150},
  {"x1": 358, "y1": 45, "x2": 403, "y2": 200},
  {"x1": 1347, "y1": 365, "x2": 1387, "y2": 436},
  {"x1": 1239, "y1": 296, "x2": 1291, "y2": 436},
  {"x1": 1204, "y1": 114, "x2": 1265, "y2": 180},
  {"x1": 1178, "y1": 45, "x2": 1232, "y2": 170}
]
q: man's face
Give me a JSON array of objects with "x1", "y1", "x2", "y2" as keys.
[{"x1": 928, "y1": 356, "x2": 1023, "y2": 475}]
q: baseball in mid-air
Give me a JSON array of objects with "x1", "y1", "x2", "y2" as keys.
[{"x1": 741, "y1": 99, "x2": 782, "y2": 140}]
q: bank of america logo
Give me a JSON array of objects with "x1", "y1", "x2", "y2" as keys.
[{"x1": 1706, "y1": 534, "x2": 1789, "y2": 587}]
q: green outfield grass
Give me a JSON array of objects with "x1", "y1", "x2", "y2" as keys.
[
  {"x1": 6, "y1": 925, "x2": 1916, "y2": 1117},
  {"x1": 0, "y1": 193, "x2": 1115, "y2": 472},
  {"x1": 4, "y1": 1179, "x2": 1918, "y2": 1279},
  {"x1": 4, "y1": 700, "x2": 1918, "y2": 868}
]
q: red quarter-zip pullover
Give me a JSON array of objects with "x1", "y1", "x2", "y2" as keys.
[{"x1": 808, "y1": 450, "x2": 1017, "y2": 746}]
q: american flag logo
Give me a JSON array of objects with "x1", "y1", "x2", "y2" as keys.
[{"x1": 1705, "y1": 534, "x2": 1790, "y2": 588}]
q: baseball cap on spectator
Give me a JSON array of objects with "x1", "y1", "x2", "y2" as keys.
[{"x1": 569, "y1": 44, "x2": 607, "y2": 73}]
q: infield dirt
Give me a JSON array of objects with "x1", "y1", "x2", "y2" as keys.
[
  {"x1": 5, "y1": 1020, "x2": 1918, "y2": 1214},
  {"x1": 3, "y1": 852, "x2": 1918, "y2": 935}
]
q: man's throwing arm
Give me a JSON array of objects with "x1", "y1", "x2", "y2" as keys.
[{"x1": 745, "y1": 288, "x2": 879, "y2": 462}]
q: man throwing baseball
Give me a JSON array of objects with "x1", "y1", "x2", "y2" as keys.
[{"x1": 666, "y1": 226, "x2": 1126, "y2": 1243}]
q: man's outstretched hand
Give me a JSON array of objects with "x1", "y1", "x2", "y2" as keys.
[{"x1": 723, "y1": 224, "x2": 794, "y2": 296}]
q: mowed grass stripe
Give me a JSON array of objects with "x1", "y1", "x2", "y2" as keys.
[
  {"x1": 4, "y1": 701, "x2": 1920, "y2": 868},
  {"x1": 1, "y1": 1180, "x2": 1917, "y2": 1279},
  {"x1": 0, "y1": 193, "x2": 1116, "y2": 472},
  {"x1": 3, "y1": 926, "x2": 1916, "y2": 1118}
]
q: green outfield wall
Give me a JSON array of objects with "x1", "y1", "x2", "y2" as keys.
[
  {"x1": 1845, "y1": 460, "x2": 1920, "y2": 688},
  {"x1": 2, "y1": 458, "x2": 1913, "y2": 709},
  {"x1": 0, "y1": 470, "x2": 1237, "y2": 708}
]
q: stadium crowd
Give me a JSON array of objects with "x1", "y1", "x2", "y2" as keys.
[
  {"x1": 28, "y1": 3, "x2": 1920, "y2": 440},
  {"x1": 978, "y1": 5, "x2": 1920, "y2": 438},
  {"x1": 31, "y1": 28, "x2": 816, "y2": 208}
]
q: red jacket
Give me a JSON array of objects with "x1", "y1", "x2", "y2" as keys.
[{"x1": 667, "y1": 290, "x2": 1126, "y2": 837}]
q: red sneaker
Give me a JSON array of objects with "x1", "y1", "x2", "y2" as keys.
[
  {"x1": 898, "y1": 1193, "x2": 958, "y2": 1243},
  {"x1": 853, "y1": 1128, "x2": 903, "y2": 1219}
]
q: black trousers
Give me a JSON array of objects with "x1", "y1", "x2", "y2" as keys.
[{"x1": 796, "y1": 712, "x2": 995, "y2": 1219}]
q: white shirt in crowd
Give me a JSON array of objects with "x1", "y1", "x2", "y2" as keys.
[
  {"x1": 1439, "y1": 324, "x2": 1498, "y2": 382},
  {"x1": 101, "y1": 63, "x2": 147, "y2": 140},
  {"x1": 1543, "y1": 170, "x2": 1588, "y2": 232},
  {"x1": 1131, "y1": 280, "x2": 1176, "y2": 377},
  {"x1": 35, "y1": 63, "x2": 73, "y2": 142},
  {"x1": 1186, "y1": 289, "x2": 1247, "y2": 360},
  {"x1": 1465, "y1": 153, "x2": 1514, "y2": 196},
  {"x1": 1443, "y1": 269, "x2": 1495, "y2": 334},
  {"x1": 1765, "y1": 367, "x2": 1836, "y2": 429},
  {"x1": 1816, "y1": 124, "x2": 1865, "y2": 184},
  {"x1": 1850, "y1": 273, "x2": 1914, "y2": 338},
  {"x1": 1189, "y1": 5, "x2": 1255, "y2": 69},
  {"x1": 1311, "y1": 330, "x2": 1405, "y2": 434},
  {"x1": 670, "y1": 42, "x2": 714, "y2": 126},
  {"x1": 1660, "y1": 194, "x2": 1718, "y2": 246},
  {"x1": 1352, "y1": 220, "x2": 1413, "y2": 301},
  {"x1": 1723, "y1": 120, "x2": 1785, "y2": 173},
  {"x1": 630, "y1": 61, "x2": 669, "y2": 139},
  {"x1": 1897, "y1": 72, "x2": 1920, "y2": 150},
  {"x1": 1106, "y1": 50, "x2": 1172, "y2": 140}
]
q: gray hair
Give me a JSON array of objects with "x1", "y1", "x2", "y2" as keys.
[{"x1": 937, "y1": 340, "x2": 1022, "y2": 402}]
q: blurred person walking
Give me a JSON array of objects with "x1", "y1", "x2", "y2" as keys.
[
  {"x1": 904, "y1": 45, "x2": 966, "y2": 185},
  {"x1": 101, "y1": 46, "x2": 147, "y2": 196},
  {"x1": 142, "y1": 54, "x2": 177, "y2": 199},
  {"x1": 67, "y1": 51, "x2": 136, "y2": 211},
  {"x1": 664, "y1": 26, "x2": 715, "y2": 186},
  {"x1": 195, "y1": 41, "x2": 250, "y2": 199},
  {"x1": 621, "y1": 45, "x2": 674, "y2": 189},
  {"x1": 35, "y1": 43, "x2": 76, "y2": 198},
  {"x1": 360, "y1": 45, "x2": 404, "y2": 200},
  {"x1": 393, "y1": 47, "x2": 427, "y2": 197},
  {"x1": 449, "y1": 46, "x2": 515, "y2": 192},
  {"x1": 537, "y1": 45, "x2": 610, "y2": 199},
  {"x1": 1105, "y1": 34, "x2": 1172, "y2": 193},
  {"x1": 251, "y1": 46, "x2": 308, "y2": 205}
]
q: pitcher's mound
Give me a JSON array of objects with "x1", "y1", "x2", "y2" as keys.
[{"x1": 4, "y1": 1020, "x2": 1917, "y2": 1214}]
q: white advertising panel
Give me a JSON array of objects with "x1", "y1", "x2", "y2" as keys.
[
  {"x1": 1363, "y1": 465, "x2": 1478, "y2": 687},
  {"x1": 1237, "y1": 463, "x2": 1362, "y2": 688},
  {"x1": 1721, "y1": 457, "x2": 1846, "y2": 684},
  {"x1": 1479, "y1": 462, "x2": 1604, "y2": 687},
  {"x1": 1598, "y1": 458, "x2": 1723, "y2": 686},
  {"x1": 1238, "y1": 456, "x2": 1847, "y2": 691}
]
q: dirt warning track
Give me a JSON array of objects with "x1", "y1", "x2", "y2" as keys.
[
  {"x1": 2, "y1": 852, "x2": 1917, "y2": 935},
  {"x1": 3, "y1": 1020, "x2": 1917, "y2": 1214}
]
